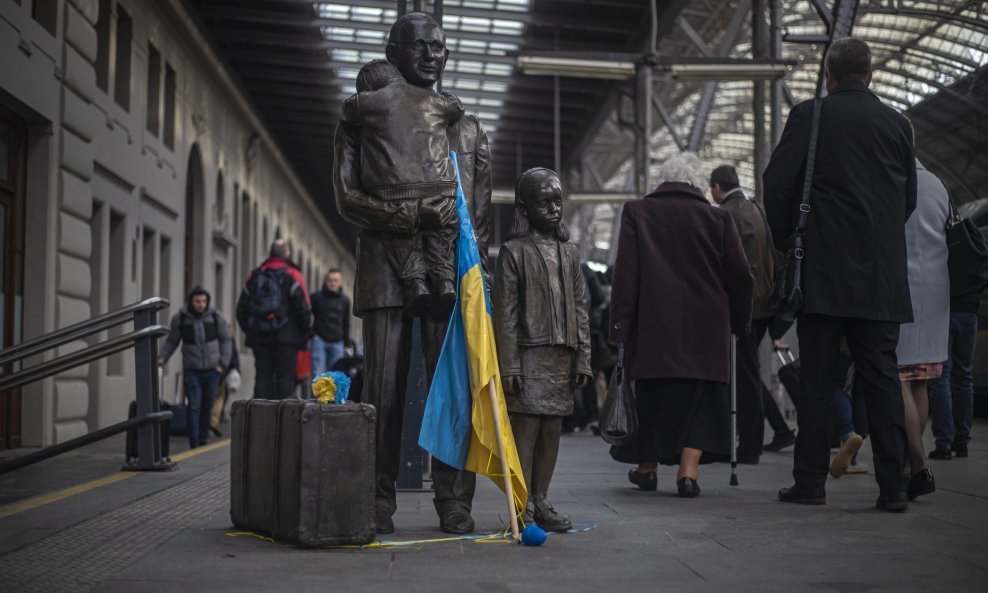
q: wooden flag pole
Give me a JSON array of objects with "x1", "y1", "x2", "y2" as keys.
[{"x1": 487, "y1": 378, "x2": 520, "y2": 540}]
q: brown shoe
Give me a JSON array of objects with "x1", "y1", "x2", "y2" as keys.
[{"x1": 830, "y1": 433, "x2": 864, "y2": 478}]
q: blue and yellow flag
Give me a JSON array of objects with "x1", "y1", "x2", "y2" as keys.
[{"x1": 419, "y1": 152, "x2": 528, "y2": 513}]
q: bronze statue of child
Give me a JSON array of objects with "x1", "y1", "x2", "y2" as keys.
[
  {"x1": 341, "y1": 59, "x2": 464, "y2": 316},
  {"x1": 493, "y1": 167, "x2": 593, "y2": 532}
]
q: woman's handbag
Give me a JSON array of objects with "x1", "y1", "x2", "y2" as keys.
[
  {"x1": 770, "y1": 97, "x2": 823, "y2": 321},
  {"x1": 945, "y1": 201, "x2": 988, "y2": 297},
  {"x1": 599, "y1": 345, "x2": 637, "y2": 446}
]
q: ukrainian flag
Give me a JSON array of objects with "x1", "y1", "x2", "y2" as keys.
[{"x1": 419, "y1": 152, "x2": 528, "y2": 514}]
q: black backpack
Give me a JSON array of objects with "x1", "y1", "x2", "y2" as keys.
[
  {"x1": 946, "y1": 202, "x2": 988, "y2": 298},
  {"x1": 247, "y1": 267, "x2": 289, "y2": 332}
]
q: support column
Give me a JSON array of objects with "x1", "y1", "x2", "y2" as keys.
[
  {"x1": 752, "y1": 0, "x2": 770, "y2": 199},
  {"x1": 769, "y1": 0, "x2": 783, "y2": 146},
  {"x1": 635, "y1": 65, "x2": 652, "y2": 195}
]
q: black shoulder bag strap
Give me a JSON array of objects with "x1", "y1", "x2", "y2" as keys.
[{"x1": 792, "y1": 97, "x2": 824, "y2": 260}]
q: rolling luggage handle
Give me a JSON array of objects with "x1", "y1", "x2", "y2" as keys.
[{"x1": 774, "y1": 346, "x2": 795, "y2": 366}]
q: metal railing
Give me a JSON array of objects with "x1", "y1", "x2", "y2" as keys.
[{"x1": 0, "y1": 297, "x2": 175, "y2": 475}]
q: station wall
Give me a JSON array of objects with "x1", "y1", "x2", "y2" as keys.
[{"x1": 0, "y1": 0, "x2": 354, "y2": 447}]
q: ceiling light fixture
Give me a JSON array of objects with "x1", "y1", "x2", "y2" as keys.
[
  {"x1": 669, "y1": 63, "x2": 789, "y2": 81},
  {"x1": 517, "y1": 56, "x2": 636, "y2": 80}
]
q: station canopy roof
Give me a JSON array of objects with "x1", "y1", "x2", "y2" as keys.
[{"x1": 189, "y1": 0, "x2": 988, "y2": 252}]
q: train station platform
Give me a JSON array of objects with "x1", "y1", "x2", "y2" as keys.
[{"x1": 1, "y1": 423, "x2": 986, "y2": 593}]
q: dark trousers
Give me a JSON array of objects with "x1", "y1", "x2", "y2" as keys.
[
  {"x1": 362, "y1": 307, "x2": 476, "y2": 517},
  {"x1": 833, "y1": 355, "x2": 869, "y2": 439},
  {"x1": 736, "y1": 318, "x2": 769, "y2": 458},
  {"x1": 509, "y1": 413, "x2": 562, "y2": 504},
  {"x1": 795, "y1": 314, "x2": 906, "y2": 494},
  {"x1": 929, "y1": 312, "x2": 978, "y2": 450},
  {"x1": 362, "y1": 308, "x2": 413, "y2": 515},
  {"x1": 251, "y1": 343, "x2": 298, "y2": 400},
  {"x1": 183, "y1": 369, "x2": 221, "y2": 448}
]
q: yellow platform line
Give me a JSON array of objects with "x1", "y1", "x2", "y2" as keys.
[{"x1": 0, "y1": 439, "x2": 230, "y2": 520}]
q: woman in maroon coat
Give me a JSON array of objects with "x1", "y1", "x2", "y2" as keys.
[{"x1": 609, "y1": 153, "x2": 753, "y2": 497}]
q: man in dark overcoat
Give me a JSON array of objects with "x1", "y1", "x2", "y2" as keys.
[
  {"x1": 763, "y1": 37, "x2": 917, "y2": 511},
  {"x1": 710, "y1": 165, "x2": 775, "y2": 464},
  {"x1": 333, "y1": 12, "x2": 492, "y2": 535}
]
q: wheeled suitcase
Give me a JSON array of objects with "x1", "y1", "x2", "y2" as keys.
[
  {"x1": 230, "y1": 399, "x2": 376, "y2": 547},
  {"x1": 775, "y1": 347, "x2": 800, "y2": 405},
  {"x1": 125, "y1": 400, "x2": 171, "y2": 462},
  {"x1": 125, "y1": 367, "x2": 171, "y2": 463}
]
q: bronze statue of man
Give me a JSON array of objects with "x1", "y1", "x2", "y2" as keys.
[{"x1": 333, "y1": 11, "x2": 492, "y2": 535}]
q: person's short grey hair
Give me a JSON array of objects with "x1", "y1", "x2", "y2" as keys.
[
  {"x1": 825, "y1": 37, "x2": 871, "y2": 82},
  {"x1": 655, "y1": 152, "x2": 707, "y2": 191}
]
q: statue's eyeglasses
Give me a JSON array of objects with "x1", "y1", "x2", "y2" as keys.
[{"x1": 396, "y1": 39, "x2": 446, "y2": 54}]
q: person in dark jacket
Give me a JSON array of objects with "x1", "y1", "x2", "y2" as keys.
[
  {"x1": 236, "y1": 240, "x2": 312, "y2": 400},
  {"x1": 158, "y1": 285, "x2": 232, "y2": 448},
  {"x1": 334, "y1": 12, "x2": 492, "y2": 536},
  {"x1": 610, "y1": 153, "x2": 753, "y2": 498},
  {"x1": 763, "y1": 37, "x2": 916, "y2": 512},
  {"x1": 310, "y1": 269, "x2": 352, "y2": 375},
  {"x1": 710, "y1": 164, "x2": 775, "y2": 464}
]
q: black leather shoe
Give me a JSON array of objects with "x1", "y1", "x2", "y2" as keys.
[
  {"x1": 953, "y1": 444, "x2": 969, "y2": 458},
  {"x1": 533, "y1": 499, "x2": 572, "y2": 533},
  {"x1": 375, "y1": 507, "x2": 395, "y2": 534},
  {"x1": 677, "y1": 477, "x2": 700, "y2": 498},
  {"x1": 907, "y1": 468, "x2": 935, "y2": 500},
  {"x1": 778, "y1": 485, "x2": 826, "y2": 505},
  {"x1": 439, "y1": 509, "x2": 475, "y2": 535},
  {"x1": 876, "y1": 492, "x2": 909, "y2": 512},
  {"x1": 628, "y1": 469, "x2": 657, "y2": 491},
  {"x1": 928, "y1": 448, "x2": 952, "y2": 460},
  {"x1": 764, "y1": 431, "x2": 796, "y2": 452},
  {"x1": 402, "y1": 279, "x2": 431, "y2": 318},
  {"x1": 737, "y1": 454, "x2": 760, "y2": 465}
]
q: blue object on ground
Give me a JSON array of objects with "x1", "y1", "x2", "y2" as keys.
[{"x1": 520, "y1": 524, "x2": 547, "y2": 546}]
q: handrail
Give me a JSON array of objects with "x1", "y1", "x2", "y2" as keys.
[
  {"x1": 0, "y1": 297, "x2": 170, "y2": 366},
  {"x1": 0, "y1": 325, "x2": 169, "y2": 392},
  {"x1": 0, "y1": 410, "x2": 173, "y2": 475},
  {"x1": 0, "y1": 297, "x2": 175, "y2": 473}
]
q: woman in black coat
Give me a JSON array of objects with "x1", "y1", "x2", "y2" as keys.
[{"x1": 609, "y1": 153, "x2": 753, "y2": 497}]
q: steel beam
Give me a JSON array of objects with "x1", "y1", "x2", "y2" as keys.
[
  {"x1": 650, "y1": 95, "x2": 687, "y2": 152},
  {"x1": 808, "y1": 0, "x2": 834, "y2": 30},
  {"x1": 817, "y1": 0, "x2": 860, "y2": 96},
  {"x1": 677, "y1": 16, "x2": 714, "y2": 57},
  {"x1": 635, "y1": 65, "x2": 653, "y2": 194},
  {"x1": 769, "y1": 0, "x2": 783, "y2": 146},
  {"x1": 687, "y1": 0, "x2": 751, "y2": 152},
  {"x1": 752, "y1": 0, "x2": 769, "y2": 199}
]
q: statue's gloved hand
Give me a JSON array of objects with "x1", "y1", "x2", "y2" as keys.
[
  {"x1": 418, "y1": 196, "x2": 457, "y2": 230},
  {"x1": 573, "y1": 373, "x2": 592, "y2": 389},
  {"x1": 503, "y1": 375, "x2": 523, "y2": 396},
  {"x1": 385, "y1": 200, "x2": 420, "y2": 235}
]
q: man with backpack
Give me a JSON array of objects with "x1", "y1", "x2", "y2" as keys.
[
  {"x1": 236, "y1": 240, "x2": 312, "y2": 399},
  {"x1": 158, "y1": 285, "x2": 233, "y2": 449}
]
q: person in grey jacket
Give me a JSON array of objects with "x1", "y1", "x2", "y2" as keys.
[
  {"x1": 895, "y1": 158, "x2": 950, "y2": 500},
  {"x1": 159, "y1": 285, "x2": 233, "y2": 449}
]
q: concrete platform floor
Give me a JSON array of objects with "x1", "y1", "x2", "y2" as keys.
[{"x1": 1, "y1": 422, "x2": 986, "y2": 593}]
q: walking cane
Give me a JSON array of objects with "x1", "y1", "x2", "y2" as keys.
[{"x1": 730, "y1": 335, "x2": 739, "y2": 486}]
